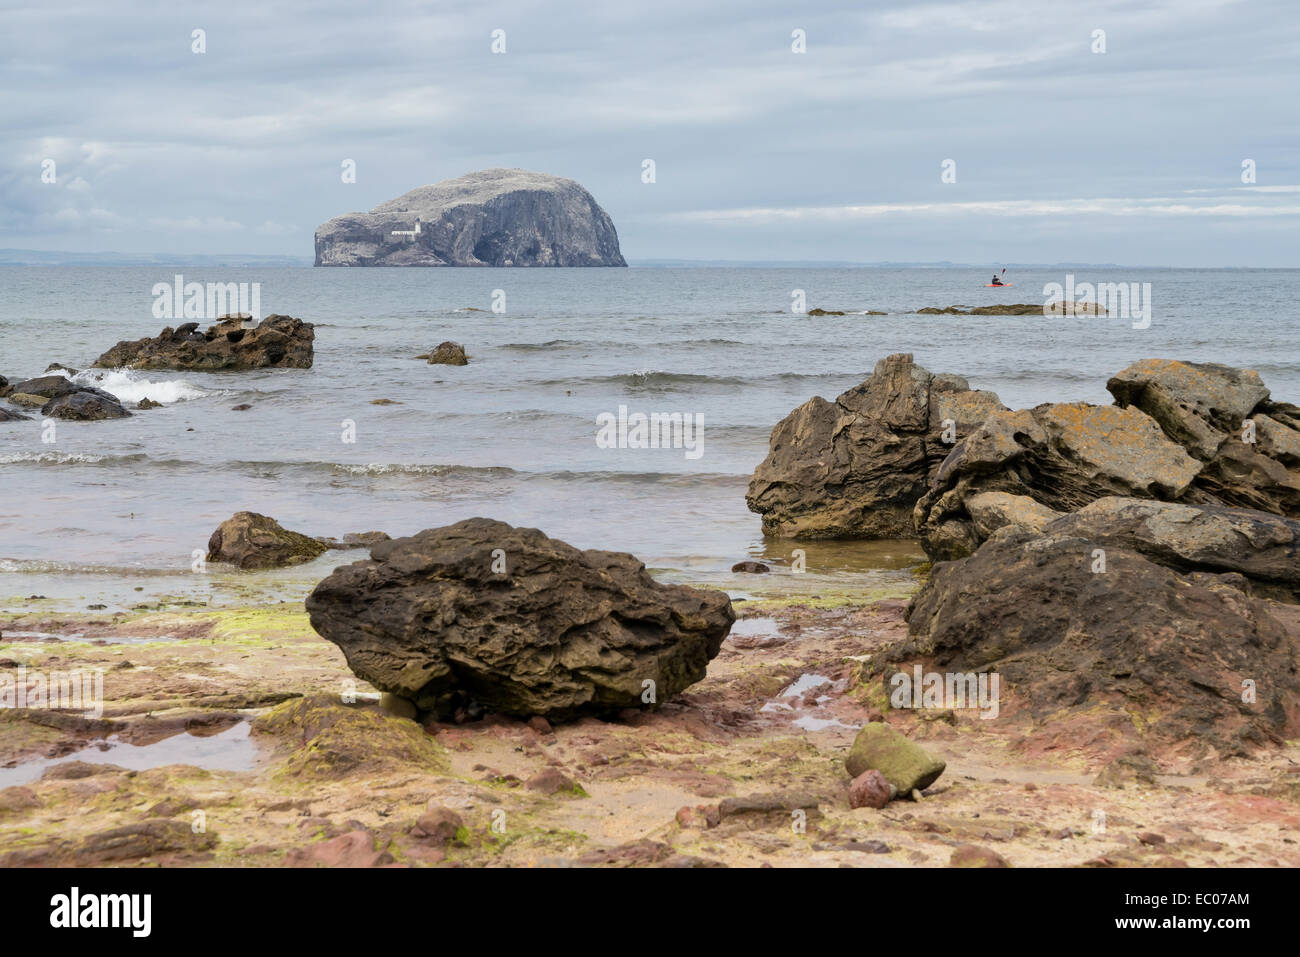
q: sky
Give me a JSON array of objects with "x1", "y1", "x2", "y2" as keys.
[{"x1": 1, "y1": 0, "x2": 1297, "y2": 266}]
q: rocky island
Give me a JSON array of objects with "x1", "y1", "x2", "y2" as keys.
[{"x1": 314, "y1": 168, "x2": 627, "y2": 267}]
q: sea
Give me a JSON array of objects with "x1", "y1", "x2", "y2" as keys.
[{"x1": 1, "y1": 265, "x2": 1296, "y2": 612}]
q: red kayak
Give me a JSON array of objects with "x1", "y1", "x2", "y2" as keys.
[{"x1": 985, "y1": 283, "x2": 1013, "y2": 287}]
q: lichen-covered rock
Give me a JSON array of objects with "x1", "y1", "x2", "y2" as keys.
[
  {"x1": 251, "y1": 695, "x2": 448, "y2": 779},
  {"x1": 915, "y1": 402, "x2": 1202, "y2": 560},
  {"x1": 1108, "y1": 359, "x2": 1300, "y2": 516},
  {"x1": 844, "y1": 722, "x2": 945, "y2": 793},
  {"x1": 304, "y1": 517, "x2": 734, "y2": 720},
  {"x1": 314, "y1": 168, "x2": 626, "y2": 267},
  {"x1": 92, "y1": 314, "x2": 314, "y2": 371},
  {"x1": 206, "y1": 511, "x2": 328, "y2": 569},
  {"x1": 746, "y1": 353, "x2": 1004, "y2": 539}
]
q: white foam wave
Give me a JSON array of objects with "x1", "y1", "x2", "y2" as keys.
[{"x1": 73, "y1": 369, "x2": 208, "y2": 405}]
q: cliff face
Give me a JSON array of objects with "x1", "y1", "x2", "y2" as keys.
[{"x1": 314, "y1": 168, "x2": 626, "y2": 267}]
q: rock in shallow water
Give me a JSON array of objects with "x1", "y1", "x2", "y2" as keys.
[
  {"x1": 746, "y1": 353, "x2": 1004, "y2": 539},
  {"x1": 304, "y1": 517, "x2": 734, "y2": 720},
  {"x1": 42, "y1": 390, "x2": 131, "y2": 420},
  {"x1": 92, "y1": 314, "x2": 314, "y2": 371},
  {"x1": 207, "y1": 511, "x2": 328, "y2": 569},
  {"x1": 423, "y1": 341, "x2": 468, "y2": 365}
]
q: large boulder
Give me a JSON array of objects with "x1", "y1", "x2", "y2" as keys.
[
  {"x1": 92, "y1": 314, "x2": 314, "y2": 371},
  {"x1": 746, "y1": 353, "x2": 1004, "y2": 539},
  {"x1": 314, "y1": 168, "x2": 627, "y2": 267},
  {"x1": 898, "y1": 525, "x2": 1300, "y2": 755},
  {"x1": 915, "y1": 402, "x2": 1202, "y2": 559},
  {"x1": 207, "y1": 512, "x2": 328, "y2": 569},
  {"x1": 304, "y1": 518, "x2": 735, "y2": 720},
  {"x1": 1108, "y1": 359, "x2": 1300, "y2": 515}
]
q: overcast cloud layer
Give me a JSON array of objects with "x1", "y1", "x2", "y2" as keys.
[{"x1": 2, "y1": 0, "x2": 1297, "y2": 265}]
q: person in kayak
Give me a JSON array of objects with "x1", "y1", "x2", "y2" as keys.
[{"x1": 991, "y1": 274, "x2": 1003, "y2": 286}]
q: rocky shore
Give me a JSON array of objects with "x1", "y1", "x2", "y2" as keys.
[{"x1": 2, "y1": 351, "x2": 1298, "y2": 868}]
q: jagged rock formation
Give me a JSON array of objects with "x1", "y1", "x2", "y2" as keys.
[
  {"x1": 305, "y1": 518, "x2": 734, "y2": 720},
  {"x1": 917, "y1": 360, "x2": 1300, "y2": 560},
  {"x1": 314, "y1": 168, "x2": 626, "y2": 267},
  {"x1": 207, "y1": 512, "x2": 328, "y2": 569},
  {"x1": 93, "y1": 315, "x2": 314, "y2": 371},
  {"x1": 745, "y1": 354, "x2": 1004, "y2": 539},
  {"x1": 896, "y1": 520, "x2": 1300, "y2": 755}
]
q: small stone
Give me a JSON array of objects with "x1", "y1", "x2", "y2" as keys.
[
  {"x1": 848, "y1": 769, "x2": 893, "y2": 809},
  {"x1": 525, "y1": 768, "x2": 583, "y2": 795},
  {"x1": 1138, "y1": 832, "x2": 1167, "y2": 846},
  {"x1": 527, "y1": 716, "x2": 553, "y2": 736},
  {"x1": 412, "y1": 807, "x2": 465, "y2": 845},
  {"x1": 950, "y1": 844, "x2": 1010, "y2": 868},
  {"x1": 731, "y1": 561, "x2": 770, "y2": 574}
]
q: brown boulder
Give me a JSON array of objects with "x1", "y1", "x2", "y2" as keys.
[
  {"x1": 900, "y1": 525, "x2": 1300, "y2": 755},
  {"x1": 304, "y1": 518, "x2": 734, "y2": 720},
  {"x1": 207, "y1": 511, "x2": 328, "y2": 569},
  {"x1": 746, "y1": 353, "x2": 1003, "y2": 539}
]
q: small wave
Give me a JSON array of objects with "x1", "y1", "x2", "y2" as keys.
[
  {"x1": 73, "y1": 369, "x2": 210, "y2": 405},
  {"x1": 329, "y1": 462, "x2": 517, "y2": 478},
  {"x1": 0, "y1": 451, "x2": 148, "y2": 466}
]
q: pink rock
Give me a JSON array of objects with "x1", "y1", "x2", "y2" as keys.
[{"x1": 849, "y1": 769, "x2": 893, "y2": 809}]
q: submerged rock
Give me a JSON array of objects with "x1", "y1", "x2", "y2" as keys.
[
  {"x1": 92, "y1": 314, "x2": 314, "y2": 371},
  {"x1": 42, "y1": 390, "x2": 131, "y2": 420},
  {"x1": 7, "y1": 375, "x2": 82, "y2": 399},
  {"x1": 746, "y1": 353, "x2": 1004, "y2": 539},
  {"x1": 314, "y1": 168, "x2": 627, "y2": 267},
  {"x1": 422, "y1": 341, "x2": 468, "y2": 366},
  {"x1": 0, "y1": 405, "x2": 29, "y2": 421},
  {"x1": 305, "y1": 517, "x2": 734, "y2": 720},
  {"x1": 206, "y1": 511, "x2": 328, "y2": 569}
]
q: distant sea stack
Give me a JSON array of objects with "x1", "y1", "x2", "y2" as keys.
[{"x1": 314, "y1": 168, "x2": 626, "y2": 267}]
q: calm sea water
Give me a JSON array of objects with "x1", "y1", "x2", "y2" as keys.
[{"x1": 1, "y1": 266, "x2": 1296, "y2": 609}]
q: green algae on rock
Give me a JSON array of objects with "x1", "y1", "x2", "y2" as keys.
[{"x1": 844, "y1": 722, "x2": 946, "y2": 794}]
